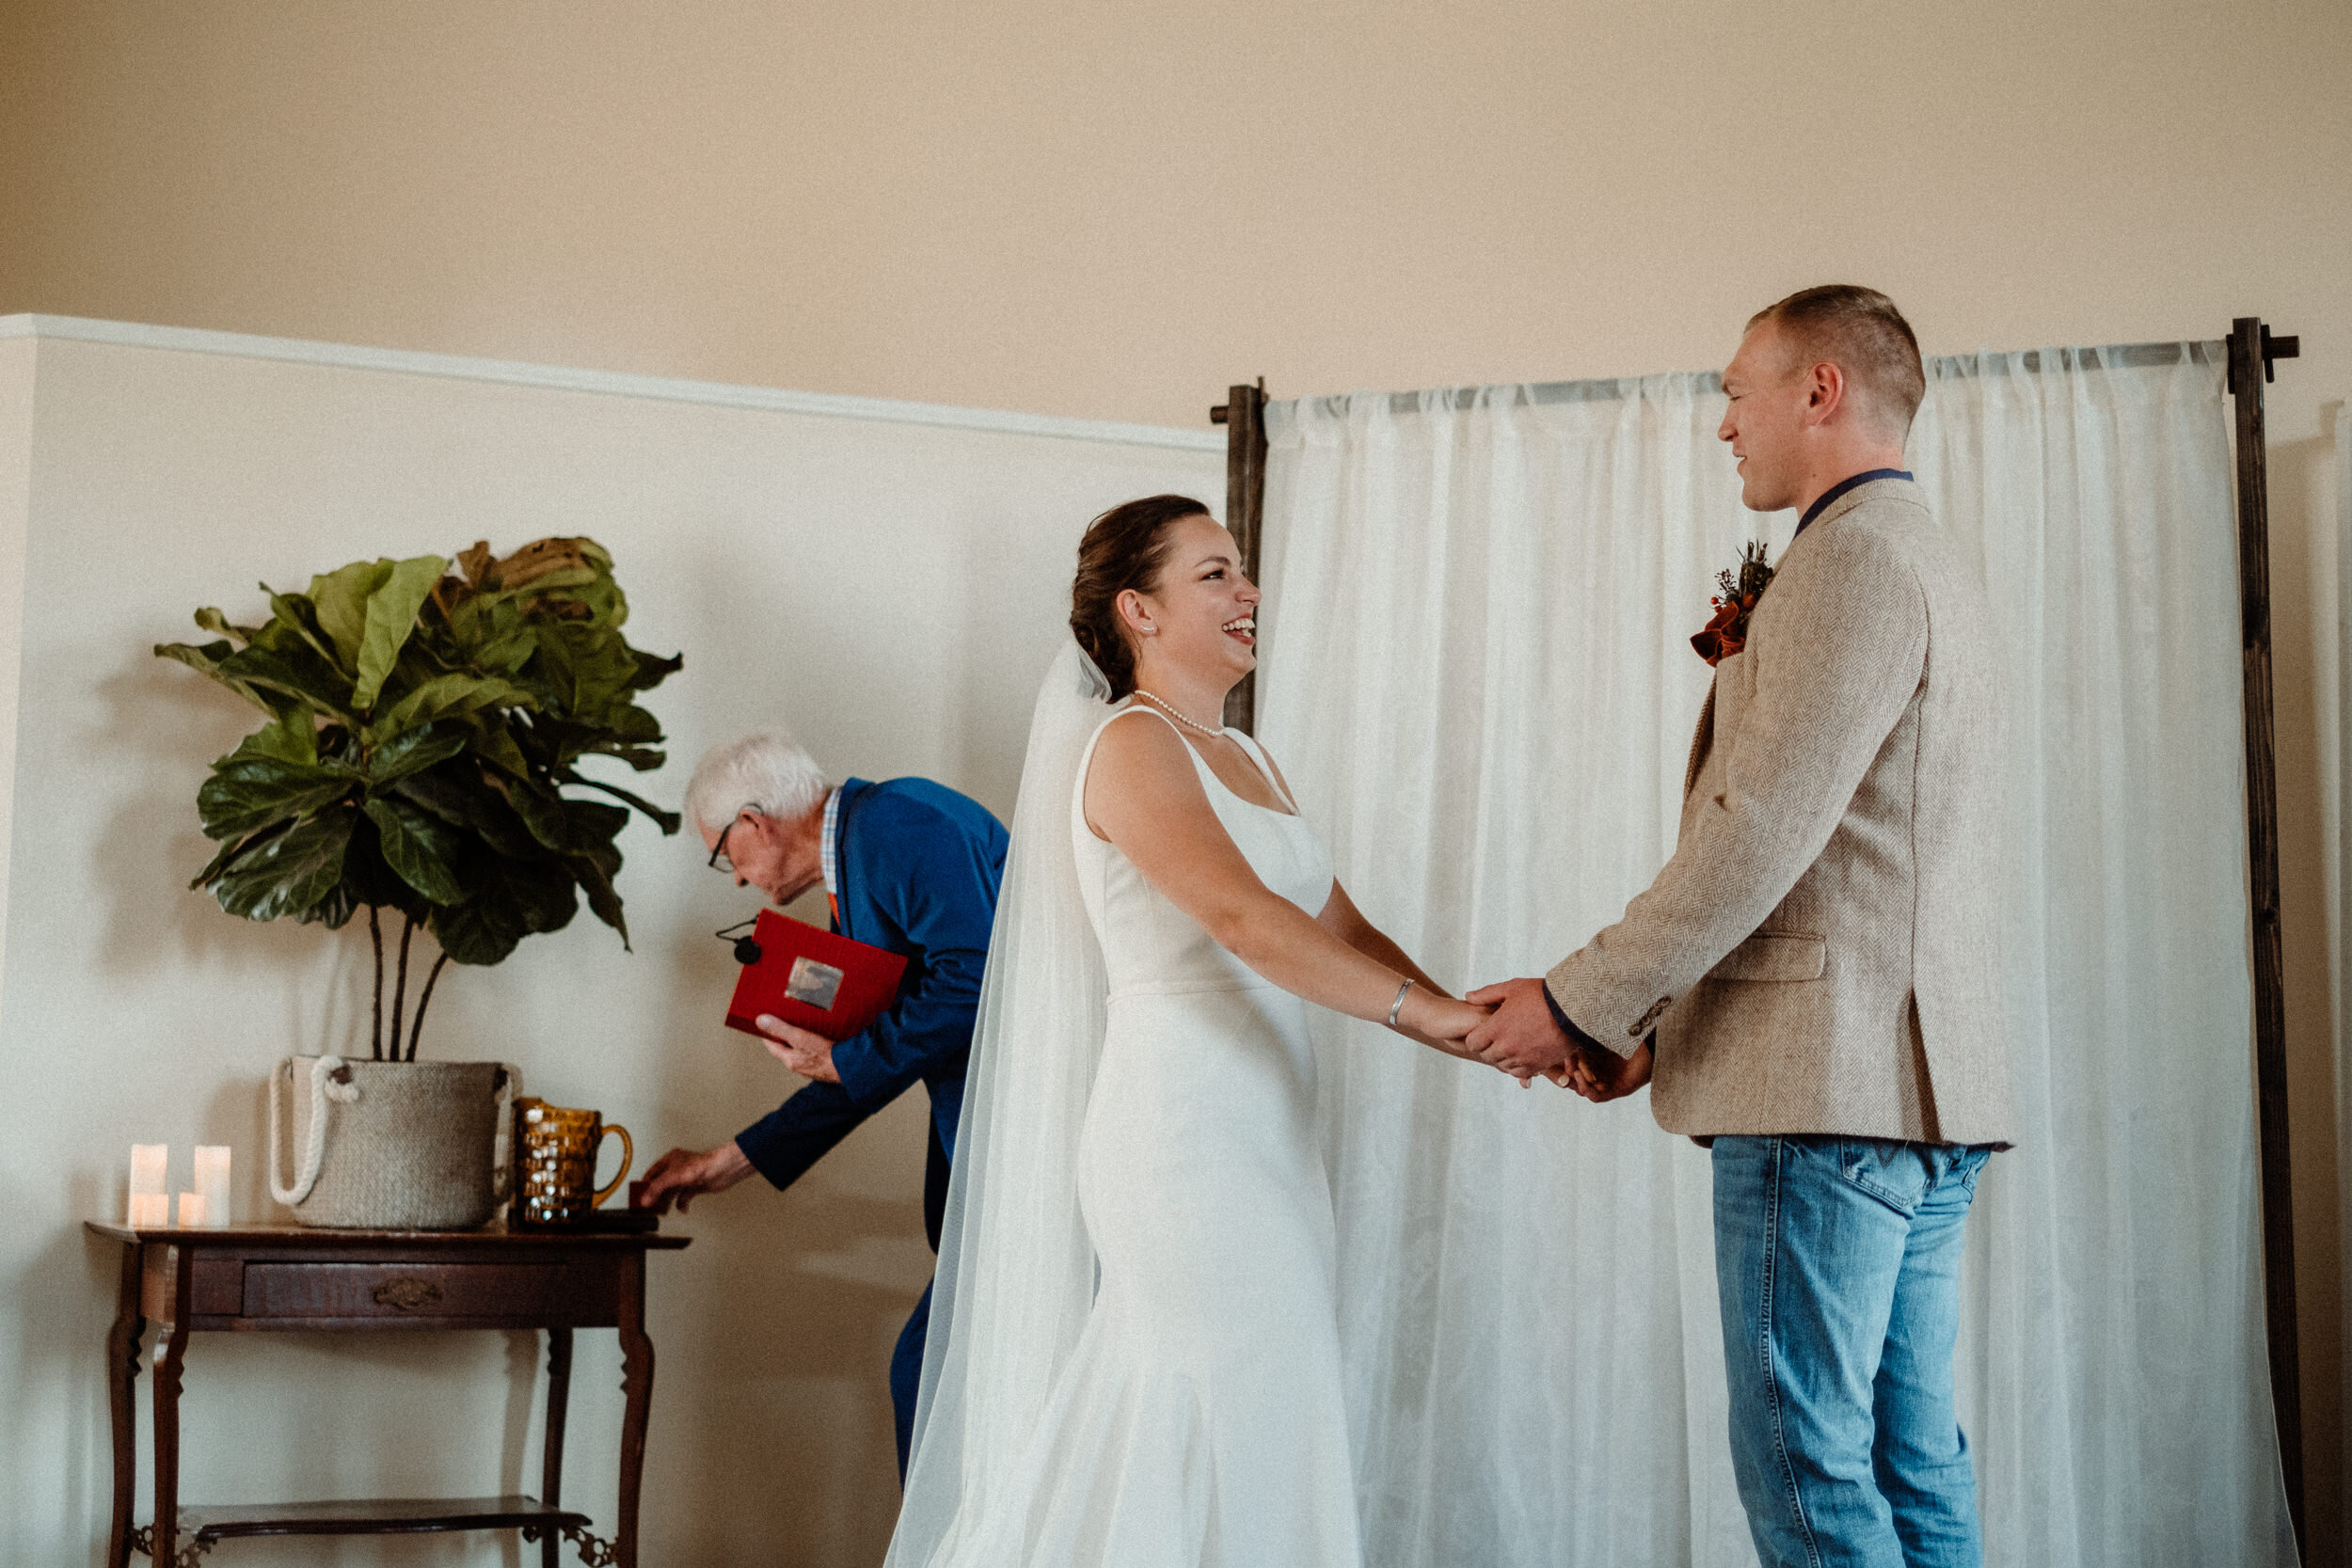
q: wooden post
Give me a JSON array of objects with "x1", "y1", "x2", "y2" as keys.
[
  {"x1": 2224, "y1": 315, "x2": 2303, "y2": 1554},
  {"x1": 1211, "y1": 380, "x2": 1269, "y2": 730}
]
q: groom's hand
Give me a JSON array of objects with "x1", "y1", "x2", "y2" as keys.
[
  {"x1": 1462, "y1": 977, "x2": 1575, "y2": 1082},
  {"x1": 1566, "y1": 1038, "x2": 1653, "y2": 1103}
]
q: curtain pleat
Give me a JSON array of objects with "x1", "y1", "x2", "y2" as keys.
[{"x1": 1256, "y1": 346, "x2": 2297, "y2": 1567}]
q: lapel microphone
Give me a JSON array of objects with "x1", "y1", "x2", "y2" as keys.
[{"x1": 716, "y1": 919, "x2": 762, "y2": 966}]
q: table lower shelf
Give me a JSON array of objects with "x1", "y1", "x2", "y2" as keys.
[{"x1": 137, "y1": 1494, "x2": 590, "y2": 1542}]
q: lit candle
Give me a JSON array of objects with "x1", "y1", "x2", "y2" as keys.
[
  {"x1": 128, "y1": 1192, "x2": 170, "y2": 1228},
  {"x1": 193, "y1": 1147, "x2": 231, "y2": 1228},
  {"x1": 128, "y1": 1144, "x2": 168, "y2": 1226},
  {"x1": 176, "y1": 1192, "x2": 206, "y2": 1227}
]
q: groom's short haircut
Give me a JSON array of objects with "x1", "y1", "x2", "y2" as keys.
[{"x1": 1747, "y1": 285, "x2": 1927, "y2": 438}]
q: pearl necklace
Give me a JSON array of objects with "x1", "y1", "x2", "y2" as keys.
[{"x1": 1132, "y1": 689, "x2": 1226, "y2": 736}]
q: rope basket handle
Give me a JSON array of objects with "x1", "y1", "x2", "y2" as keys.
[
  {"x1": 491, "y1": 1063, "x2": 522, "y2": 1203},
  {"x1": 268, "y1": 1055, "x2": 358, "y2": 1209}
]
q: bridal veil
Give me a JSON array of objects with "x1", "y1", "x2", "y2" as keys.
[{"x1": 886, "y1": 639, "x2": 1116, "y2": 1566}]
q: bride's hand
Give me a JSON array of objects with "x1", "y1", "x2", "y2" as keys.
[{"x1": 1398, "y1": 990, "x2": 1494, "y2": 1045}]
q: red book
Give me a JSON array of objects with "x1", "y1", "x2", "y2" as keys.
[{"x1": 724, "y1": 909, "x2": 910, "y2": 1042}]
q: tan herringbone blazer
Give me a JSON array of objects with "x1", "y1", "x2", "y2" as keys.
[{"x1": 1546, "y1": 477, "x2": 2012, "y2": 1146}]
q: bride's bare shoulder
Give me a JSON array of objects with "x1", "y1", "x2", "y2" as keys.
[
  {"x1": 1089, "y1": 705, "x2": 1195, "y2": 780},
  {"x1": 1082, "y1": 706, "x2": 1205, "y2": 839}
]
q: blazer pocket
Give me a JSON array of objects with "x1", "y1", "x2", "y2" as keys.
[{"x1": 1712, "y1": 931, "x2": 1826, "y2": 983}]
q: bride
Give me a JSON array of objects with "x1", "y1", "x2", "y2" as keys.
[{"x1": 888, "y1": 495, "x2": 1492, "y2": 1567}]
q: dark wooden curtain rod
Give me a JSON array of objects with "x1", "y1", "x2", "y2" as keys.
[
  {"x1": 1217, "y1": 318, "x2": 2308, "y2": 1553},
  {"x1": 2225, "y1": 315, "x2": 2303, "y2": 1556}
]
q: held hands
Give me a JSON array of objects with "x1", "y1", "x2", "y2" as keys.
[{"x1": 1462, "y1": 977, "x2": 1654, "y2": 1101}]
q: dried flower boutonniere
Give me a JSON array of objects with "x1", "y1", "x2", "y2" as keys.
[{"x1": 1691, "y1": 541, "x2": 1773, "y2": 666}]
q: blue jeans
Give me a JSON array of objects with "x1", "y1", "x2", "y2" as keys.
[{"x1": 1712, "y1": 1134, "x2": 1993, "y2": 1568}]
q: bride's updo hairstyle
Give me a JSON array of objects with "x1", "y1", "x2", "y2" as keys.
[{"x1": 1070, "y1": 494, "x2": 1212, "y2": 701}]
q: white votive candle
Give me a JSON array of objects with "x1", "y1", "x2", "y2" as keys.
[
  {"x1": 129, "y1": 1192, "x2": 170, "y2": 1228},
  {"x1": 193, "y1": 1147, "x2": 231, "y2": 1227},
  {"x1": 176, "y1": 1192, "x2": 206, "y2": 1227},
  {"x1": 128, "y1": 1144, "x2": 168, "y2": 1225}
]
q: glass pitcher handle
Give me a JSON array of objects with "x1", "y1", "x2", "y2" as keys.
[{"x1": 594, "y1": 1123, "x2": 634, "y2": 1209}]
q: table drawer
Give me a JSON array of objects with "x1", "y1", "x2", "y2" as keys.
[{"x1": 242, "y1": 1262, "x2": 560, "y2": 1320}]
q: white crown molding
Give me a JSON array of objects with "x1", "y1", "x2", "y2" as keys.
[{"x1": 0, "y1": 314, "x2": 1224, "y2": 453}]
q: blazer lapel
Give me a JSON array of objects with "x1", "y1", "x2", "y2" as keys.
[{"x1": 1683, "y1": 678, "x2": 1718, "y2": 799}]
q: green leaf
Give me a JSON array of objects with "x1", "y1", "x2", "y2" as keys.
[
  {"x1": 625, "y1": 647, "x2": 683, "y2": 692},
  {"x1": 361, "y1": 796, "x2": 468, "y2": 906},
  {"x1": 365, "y1": 722, "x2": 469, "y2": 785},
  {"x1": 294, "y1": 879, "x2": 360, "y2": 930},
  {"x1": 262, "y1": 590, "x2": 348, "y2": 674},
  {"x1": 504, "y1": 776, "x2": 573, "y2": 853},
  {"x1": 156, "y1": 641, "x2": 282, "y2": 716},
  {"x1": 215, "y1": 642, "x2": 358, "y2": 724},
  {"x1": 389, "y1": 768, "x2": 544, "y2": 860},
  {"x1": 194, "y1": 607, "x2": 257, "y2": 646},
  {"x1": 570, "y1": 852, "x2": 629, "y2": 946},
  {"x1": 227, "y1": 709, "x2": 320, "y2": 767},
  {"x1": 352, "y1": 555, "x2": 449, "y2": 712},
  {"x1": 463, "y1": 713, "x2": 532, "y2": 779},
  {"x1": 197, "y1": 757, "x2": 355, "y2": 841},
  {"x1": 372, "y1": 671, "x2": 528, "y2": 737},
  {"x1": 504, "y1": 856, "x2": 580, "y2": 935},
  {"x1": 190, "y1": 821, "x2": 286, "y2": 890},
  {"x1": 309, "y1": 560, "x2": 393, "y2": 670},
  {"x1": 212, "y1": 810, "x2": 354, "y2": 921},
  {"x1": 427, "y1": 896, "x2": 523, "y2": 966},
  {"x1": 564, "y1": 798, "x2": 631, "y2": 849},
  {"x1": 569, "y1": 774, "x2": 681, "y2": 834}
]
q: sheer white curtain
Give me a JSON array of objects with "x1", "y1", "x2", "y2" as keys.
[{"x1": 1256, "y1": 346, "x2": 2298, "y2": 1568}]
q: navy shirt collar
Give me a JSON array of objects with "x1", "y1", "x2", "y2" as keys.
[{"x1": 1798, "y1": 468, "x2": 1912, "y2": 535}]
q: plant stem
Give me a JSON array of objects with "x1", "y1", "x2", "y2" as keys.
[
  {"x1": 406, "y1": 951, "x2": 451, "y2": 1062},
  {"x1": 389, "y1": 915, "x2": 415, "y2": 1060},
  {"x1": 368, "y1": 905, "x2": 385, "y2": 1061}
]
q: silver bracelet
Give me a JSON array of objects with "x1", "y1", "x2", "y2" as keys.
[{"x1": 1388, "y1": 979, "x2": 1414, "y2": 1028}]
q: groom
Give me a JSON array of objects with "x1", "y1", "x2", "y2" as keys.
[{"x1": 1470, "y1": 286, "x2": 2011, "y2": 1567}]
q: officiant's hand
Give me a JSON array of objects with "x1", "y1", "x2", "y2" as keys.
[
  {"x1": 636, "y1": 1140, "x2": 755, "y2": 1213},
  {"x1": 755, "y1": 1014, "x2": 841, "y2": 1085},
  {"x1": 1461, "y1": 977, "x2": 1576, "y2": 1082}
]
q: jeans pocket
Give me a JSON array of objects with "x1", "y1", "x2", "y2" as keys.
[
  {"x1": 1836, "y1": 1138, "x2": 1930, "y2": 1216},
  {"x1": 1952, "y1": 1144, "x2": 1993, "y2": 1195}
]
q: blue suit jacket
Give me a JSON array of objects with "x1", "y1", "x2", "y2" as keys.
[{"x1": 733, "y1": 778, "x2": 1007, "y2": 1246}]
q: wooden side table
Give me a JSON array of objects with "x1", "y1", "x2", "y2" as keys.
[{"x1": 86, "y1": 1221, "x2": 691, "y2": 1568}]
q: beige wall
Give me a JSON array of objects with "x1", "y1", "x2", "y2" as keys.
[
  {"x1": 3, "y1": 0, "x2": 2346, "y2": 1561},
  {"x1": 0, "y1": 326, "x2": 1219, "y2": 1565}
]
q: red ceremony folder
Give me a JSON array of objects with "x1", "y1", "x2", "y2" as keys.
[{"x1": 724, "y1": 909, "x2": 910, "y2": 1042}]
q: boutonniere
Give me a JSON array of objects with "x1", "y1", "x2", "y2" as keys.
[{"x1": 1691, "y1": 542, "x2": 1773, "y2": 666}]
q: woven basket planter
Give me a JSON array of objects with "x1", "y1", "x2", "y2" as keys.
[{"x1": 270, "y1": 1057, "x2": 517, "y2": 1230}]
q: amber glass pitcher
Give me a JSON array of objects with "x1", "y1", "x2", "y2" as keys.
[{"x1": 512, "y1": 1099, "x2": 633, "y2": 1227}]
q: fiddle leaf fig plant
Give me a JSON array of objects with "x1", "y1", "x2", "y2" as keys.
[{"x1": 157, "y1": 537, "x2": 683, "y2": 1060}]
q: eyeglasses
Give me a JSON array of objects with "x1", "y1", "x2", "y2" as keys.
[{"x1": 707, "y1": 811, "x2": 749, "y2": 875}]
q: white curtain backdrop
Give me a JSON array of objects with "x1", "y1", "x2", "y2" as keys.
[{"x1": 1255, "y1": 345, "x2": 2298, "y2": 1568}]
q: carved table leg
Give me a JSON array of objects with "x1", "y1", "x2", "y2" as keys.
[
  {"x1": 614, "y1": 1252, "x2": 654, "y2": 1568},
  {"x1": 542, "y1": 1328, "x2": 572, "y2": 1568},
  {"x1": 105, "y1": 1243, "x2": 145, "y2": 1568},
  {"x1": 151, "y1": 1247, "x2": 192, "y2": 1568}
]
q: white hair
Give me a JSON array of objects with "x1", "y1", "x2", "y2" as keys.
[{"x1": 684, "y1": 733, "x2": 829, "y2": 837}]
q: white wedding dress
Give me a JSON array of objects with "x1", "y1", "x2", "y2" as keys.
[
  {"x1": 889, "y1": 647, "x2": 1365, "y2": 1568},
  {"x1": 914, "y1": 701, "x2": 1362, "y2": 1565}
]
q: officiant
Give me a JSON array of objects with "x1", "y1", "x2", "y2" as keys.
[{"x1": 634, "y1": 732, "x2": 1009, "y2": 1480}]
